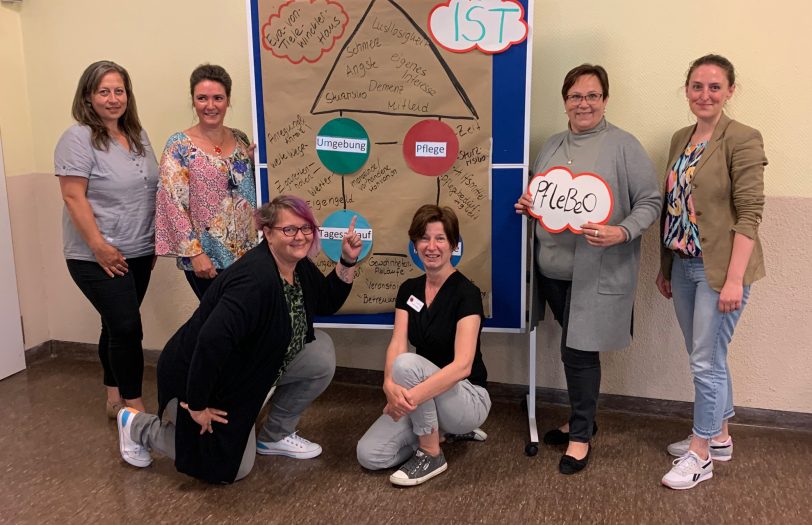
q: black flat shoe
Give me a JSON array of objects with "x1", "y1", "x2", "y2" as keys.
[
  {"x1": 559, "y1": 445, "x2": 591, "y2": 475},
  {"x1": 543, "y1": 422, "x2": 599, "y2": 446}
]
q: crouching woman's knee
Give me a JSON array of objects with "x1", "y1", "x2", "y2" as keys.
[
  {"x1": 356, "y1": 434, "x2": 385, "y2": 471},
  {"x1": 307, "y1": 329, "x2": 337, "y2": 382},
  {"x1": 390, "y1": 352, "x2": 427, "y2": 389}
]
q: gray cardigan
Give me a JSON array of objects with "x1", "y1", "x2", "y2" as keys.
[{"x1": 531, "y1": 121, "x2": 661, "y2": 351}]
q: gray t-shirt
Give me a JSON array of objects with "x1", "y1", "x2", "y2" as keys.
[{"x1": 54, "y1": 125, "x2": 159, "y2": 260}]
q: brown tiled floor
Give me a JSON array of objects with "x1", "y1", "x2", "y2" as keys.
[{"x1": 1, "y1": 356, "x2": 809, "y2": 524}]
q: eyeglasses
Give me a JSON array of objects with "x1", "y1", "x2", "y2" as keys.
[
  {"x1": 566, "y1": 93, "x2": 604, "y2": 104},
  {"x1": 272, "y1": 225, "x2": 315, "y2": 237}
]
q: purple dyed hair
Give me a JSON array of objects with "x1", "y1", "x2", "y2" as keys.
[{"x1": 254, "y1": 195, "x2": 321, "y2": 258}]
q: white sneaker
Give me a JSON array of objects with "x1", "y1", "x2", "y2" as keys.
[
  {"x1": 661, "y1": 451, "x2": 713, "y2": 490},
  {"x1": 116, "y1": 407, "x2": 152, "y2": 468},
  {"x1": 256, "y1": 432, "x2": 322, "y2": 459},
  {"x1": 667, "y1": 435, "x2": 733, "y2": 462}
]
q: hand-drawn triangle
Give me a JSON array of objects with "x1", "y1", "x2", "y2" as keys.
[{"x1": 310, "y1": 0, "x2": 478, "y2": 120}]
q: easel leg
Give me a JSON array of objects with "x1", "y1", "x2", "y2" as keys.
[{"x1": 525, "y1": 328, "x2": 538, "y2": 456}]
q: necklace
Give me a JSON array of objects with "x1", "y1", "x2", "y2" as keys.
[
  {"x1": 561, "y1": 125, "x2": 608, "y2": 168},
  {"x1": 201, "y1": 129, "x2": 227, "y2": 156},
  {"x1": 563, "y1": 133, "x2": 575, "y2": 165}
]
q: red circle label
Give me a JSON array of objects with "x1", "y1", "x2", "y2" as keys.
[{"x1": 402, "y1": 120, "x2": 459, "y2": 177}]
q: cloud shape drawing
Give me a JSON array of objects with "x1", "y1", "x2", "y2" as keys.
[
  {"x1": 527, "y1": 166, "x2": 614, "y2": 234},
  {"x1": 261, "y1": 0, "x2": 349, "y2": 65},
  {"x1": 429, "y1": 0, "x2": 528, "y2": 54}
]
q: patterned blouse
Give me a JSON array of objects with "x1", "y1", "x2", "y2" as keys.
[
  {"x1": 663, "y1": 141, "x2": 706, "y2": 257},
  {"x1": 277, "y1": 274, "x2": 308, "y2": 384},
  {"x1": 155, "y1": 129, "x2": 257, "y2": 271}
]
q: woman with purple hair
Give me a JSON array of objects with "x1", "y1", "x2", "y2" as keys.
[{"x1": 115, "y1": 195, "x2": 362, "y2": 483}]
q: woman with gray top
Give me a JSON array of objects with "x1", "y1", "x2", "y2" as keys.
[
  {"x1": 55, "y1": 61, "x2": 159, "y2": 417},
  {"x1": 515, "y1": 64, "x2": 660, "y2": 474}
]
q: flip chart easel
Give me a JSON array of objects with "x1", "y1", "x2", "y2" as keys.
[{"x1": 247, "y1": 0, "x2": 533, "y2": 333}]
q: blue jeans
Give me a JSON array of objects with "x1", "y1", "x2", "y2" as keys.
[{"x1": 670, "y1": 257, "x2": 750, "y2": 439}]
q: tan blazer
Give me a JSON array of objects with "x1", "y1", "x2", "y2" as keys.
[{"x1": 660, "y1": 114, "x2": 767, "y2": 291}]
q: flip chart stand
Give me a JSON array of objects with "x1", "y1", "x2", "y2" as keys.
[
  {"x1": 520, "y1": 214, "x2": 539, "y2": 455},
  {"x1": 525, "y1": 327, "x2": 539, "y2": 456}
]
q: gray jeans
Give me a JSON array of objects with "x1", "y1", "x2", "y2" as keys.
[
  {"x1": 257, "y1": 329, "x2": 335, "y2": 442},
  {"x1": 129, "y1": 398, "x2": 258, "y2": 482},
  {"x1": 356, "y1": 352, "x2": 491, "y2": 470},
  {"x1": 129, "y1": 330, "x2": 336, "y2": 480}
]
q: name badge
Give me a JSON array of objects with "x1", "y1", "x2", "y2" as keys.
[{"x1": 407, "y1": 295, "x2": 424, "y2": 312}]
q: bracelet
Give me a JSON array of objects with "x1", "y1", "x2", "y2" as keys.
[{"x1": 339, "y1": 256, "x2": 357, "y2": 268}]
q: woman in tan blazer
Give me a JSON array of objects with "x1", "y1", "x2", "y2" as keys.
[{"x1": 656, "y1": 54, "x2": 767, "y2": 490}]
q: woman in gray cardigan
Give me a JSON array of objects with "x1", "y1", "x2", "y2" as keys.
[{"x1": 516, "y1": 64, "x2": 660, "y2": 474}]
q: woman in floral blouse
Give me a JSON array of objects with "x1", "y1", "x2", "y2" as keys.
[{"x1": 155, "y1": 64, "x2": 257, "y2": 299}]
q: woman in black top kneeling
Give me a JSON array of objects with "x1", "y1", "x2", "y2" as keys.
[
  {"x1": 356, "y1": 204, "x2": 490, "y2": 486},
  {"x1": 115, "y1": 195, "x2": 361, "y2": 483}
]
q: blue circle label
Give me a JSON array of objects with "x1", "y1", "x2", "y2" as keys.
[{"x1": 320, "y1": 209, "x2": 373, "y2": 262}]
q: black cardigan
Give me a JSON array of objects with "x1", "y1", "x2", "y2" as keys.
[{"x1": 156, "y1": 241, "x2": 352, "y2": 483}]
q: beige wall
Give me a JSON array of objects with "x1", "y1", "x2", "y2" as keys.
[
  {"x1": 3, "y1": 1, "x2": 810, "y2": 413},
  {"x1": 0, "y1": 5, "x2": 35, "y2": 175}
]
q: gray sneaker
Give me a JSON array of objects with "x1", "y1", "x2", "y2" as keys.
[
  {"x1": 444, "y1": 427, "x2": 487, "y2": 443},
  {"x1": 667, "y1": 434, "x2": 733, "y2": 462},
  {"x1": 389, "y1": 449, "x2": 447, "y2": 486}
]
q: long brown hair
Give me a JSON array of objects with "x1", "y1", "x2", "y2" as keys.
[{"x1": 71, "y1": 60, "x2": 145, "y2": 156}]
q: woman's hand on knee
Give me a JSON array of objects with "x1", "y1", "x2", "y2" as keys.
[
  {"x1": 180, "y1": 401, "x2": 228, "y2": 435},
  {"x1": 383, "y1": 382, "x2": 416, "y2": 420},
  {"x1": 383, "y1": 403, "x2": 402, "y2": 421}
]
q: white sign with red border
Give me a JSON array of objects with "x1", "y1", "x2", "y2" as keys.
[
  {"x1": 527, "y1": 166, "x2": 614, "y2": 234},
  {"x1": 429, "y1": 0, "x2": 528, "y2": 54}
]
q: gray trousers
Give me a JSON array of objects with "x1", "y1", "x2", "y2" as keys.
[
  {"x1": 129, "y1": 330, "x2": 336, "y2": 480},
  {"x1": 257, "y1": 329, "x2": 335, "y2": 442},
  {"x1": 356, "y1": 352, "x2": 491, "y2": 470},
  {"x1": 129, "y1": 398, "x2": 258, "y2": 481}
]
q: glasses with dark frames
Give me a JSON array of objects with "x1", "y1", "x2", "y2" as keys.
[
  {"x1": 566, "y1": 93, "x2": 604, "y2": 104},
  {"x1": 271, "y1": 225, "x2": 316, "y2": 237}
]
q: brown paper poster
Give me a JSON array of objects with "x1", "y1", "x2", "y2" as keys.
[{"x1": 257, "y1": 0, "x2": 493, "y2": 315}]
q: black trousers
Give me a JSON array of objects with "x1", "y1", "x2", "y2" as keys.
[
  {"x1": 66, "y1": 255, "x2": 153, "y2": 399},
  {"x1": 538, "y1": 274, "x2": 600, "y2": 443},
  {"x1": 184, "y1": 270, "x2": 215, "y2": 300}
]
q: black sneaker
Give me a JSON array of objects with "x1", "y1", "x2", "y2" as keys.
[{"x1": 389, "y1": 449, "x2": 447, "y2": 486}]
